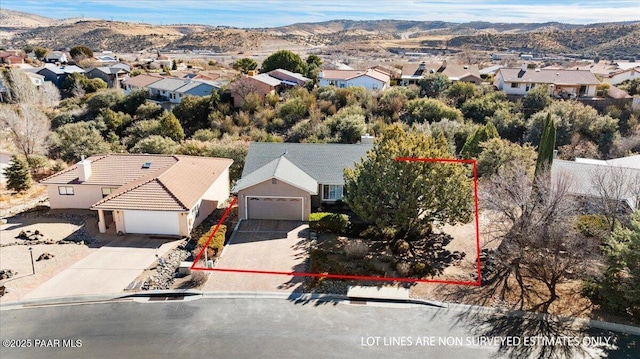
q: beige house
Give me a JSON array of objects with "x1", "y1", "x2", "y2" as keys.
[
  {"x1": 401, "y1": 61, "x2": 482, "y2": 85},
  {"x1": 233, "y1": 140, "x2": 373, "y2": 221},
  {"x1": 41, "y1": 154, "x2": 232, "y2": 236}
]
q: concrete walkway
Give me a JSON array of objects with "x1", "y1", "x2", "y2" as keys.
[
  {"x1": 203, "y1": 220, "x2": 309, "y2": 293},
  {"x1": 24, "y1": 236, "x2": 181, "y2": 300}
]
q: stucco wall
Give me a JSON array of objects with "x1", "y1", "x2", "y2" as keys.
[
  {"x1": 47, "y1": 184, "x2": 106, "y2": 209},
  {"x1": 237, "y1": 179, "x2": 311, "y2": 220}
]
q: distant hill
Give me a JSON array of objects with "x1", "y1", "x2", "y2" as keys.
[
  {"x1": 443, "y1": 23, "x2": 640, "y2": 58},
  {"x1": 1, "y1": 13, "x2": 639, "y2": 58}
]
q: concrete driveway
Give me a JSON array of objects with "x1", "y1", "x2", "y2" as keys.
[
  {"x1": 23, "y1": 236, "x2": 181, "y2": 300},
  {"x1": 203, "y1": 220, "x2": 308, "y2": 293}
]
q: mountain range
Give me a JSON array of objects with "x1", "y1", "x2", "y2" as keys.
[{"x1": 1, "y1": 9, "x2": 638, "y2": 58}]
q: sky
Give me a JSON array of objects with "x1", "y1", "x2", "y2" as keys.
[{"x1": 3, "y1": 0, "x2": 640, "y2": 28}]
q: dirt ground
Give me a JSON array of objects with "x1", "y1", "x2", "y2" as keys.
[{"x1": 0, "y1": 213, "x2": 95, "y2": 302}]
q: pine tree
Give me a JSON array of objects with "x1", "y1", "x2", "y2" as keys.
[
  {"x1": 159, "y1": 112, "x2": 185, "y2": 142},
  {"x1": 535, "y1": 113, "x2": 556, "y2": 177},
  {"x1": 3, "y1": 155, "x2": 32, "y2": 192}
]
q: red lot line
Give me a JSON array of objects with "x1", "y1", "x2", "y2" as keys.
[{"x1": 192, "y1": 158, "x2": 482, "y2": 287}]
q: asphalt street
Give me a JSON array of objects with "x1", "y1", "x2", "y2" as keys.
[{"x1": 0, "y1": 296, "x2": 637, "y2": 359}]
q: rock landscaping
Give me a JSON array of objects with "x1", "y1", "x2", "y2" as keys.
[
  {"x1": 0, "y1": 269, "x2": 17, "y2": 280},
  {"x1": 36, "y1": 252, "x2": 55, "y2": 261},
  {"x1": 141, "y1": 242, "x2": 190, "y2": 290}
]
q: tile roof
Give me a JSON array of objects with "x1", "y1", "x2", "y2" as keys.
[
  {"x1": 92, "y1": 155, "x2": 233, "y2": 211},
  {"x1": 497, "y1": 68, "x2": 600, "y2": 85},
  {"x1": 41, "y1": 154, "x2": 179, "y2": 186},
  {"x1": 240, "y1": 142, "x2": 373, "y2": 186},
  {"x1": 123, "y1": 74, "x2": 163, "y2": 88},
  {"x1": 234, "y1": 156, "x2": 318, "y2": 193}
]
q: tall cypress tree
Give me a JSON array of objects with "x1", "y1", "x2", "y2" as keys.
[{"x1": 535, "y1": 113, "x2": 556, "y2": 177}]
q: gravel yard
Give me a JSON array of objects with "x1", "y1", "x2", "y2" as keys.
[{"x1": 0, "y1": 210, "x2": 98, "y2": 302}]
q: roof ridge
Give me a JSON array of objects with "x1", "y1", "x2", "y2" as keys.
[{"x1": 155, "y1": 177, "x2": 189, "y2": 210}]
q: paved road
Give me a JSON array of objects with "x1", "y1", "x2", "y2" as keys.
[
  {"x1": 1, "y1": 296, "x2": 636, "y2": 359},
  {"x1": 203, "y1": 220, "x2": 308, "y2": 292}
]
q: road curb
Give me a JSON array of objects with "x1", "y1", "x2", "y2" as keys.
[{"x1": 3, "y1": 290, "x2": 639, "y2": 336}]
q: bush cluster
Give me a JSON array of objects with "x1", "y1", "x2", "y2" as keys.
[
  {"x1": 196, "y1": 224, "x2": 227, "y2": 259},
  {"x1": 309, "y1": 212, "x2": 349, "y2": 234}
]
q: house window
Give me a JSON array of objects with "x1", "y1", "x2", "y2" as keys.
[
  {"x1": 322, "y1": 185, "x2": 343, "y2": 201},
  {"x1": 525, "y1": 84, "x2": 531, "y2": 91},
  {"x1": 101, "y1": 187, "x2": 116, "y2": 198},
  {"x1": 272, "y1": 178, "x2": 278, "y2": 185},
  {"x1": 510, "y1": 82, "x2": 519, "y2": 88},
  {"x1": 58, "y1": 186, "x2": 74, "y2": 195}
]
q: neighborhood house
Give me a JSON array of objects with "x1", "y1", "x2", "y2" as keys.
[
  {"x1": 494, "y1": 65, "x2": 599, "y2": 97},
  {"x1": 41, "y1": 154, "x2": 233, "y2": 236},
  {"x1": 233, "y1": 138, "x2": 373, "y2": 221},
  {"x1": 400, "y1": 61, "x2": 482, "y2": 85},
  {"x1": 319, "y1": 69, "x2": 391, "y2": 91}
]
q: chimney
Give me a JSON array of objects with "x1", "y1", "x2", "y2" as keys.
[
  {"x1": 521, "y1": 63, "x2": 528, "y2": 72},
  {"x1": 77, "y1": 156, "x2": 92, "y2": 182},
  {"x1": 361, "y1": 134, "x2": 374, "y2": 145},
  {"x1": 418, "y1": 62, "x2": 426, "y2": 71}
]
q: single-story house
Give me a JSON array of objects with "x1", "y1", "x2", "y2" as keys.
[
  {"x1": 602, "y1": 67, "x2": 640, "y2": 86},
  {"x1": 401, "y1": 61, "x2": 482, "y2": 85},
  {"x1": 85, "y1": 66, "x2": 130, "y2": 88},
  {"x1": 41, "y1": 154, "x2": 233, "y2": 236},
  {"x1": 233, "y1": 138, "x2": 374, "y2": 221},
  {"x1": 44, "y1": 51, "x2": 68, "y2": 64},
  {"x1": 230, "y1": 73, "x2": 282, "y2": 108},
  {"x1": 494, "y1": 65, "x2": 600, "y2": 97},
  {"x1": 36, "y1": 64, "x2": 85, "y2": 88},
  {"x1": 551, "y1": 155, "x2": 640, "y2": 212},
  {"x1": 0, "y1": 51, "x2": 24, "y2": 65},
  {"x1": 122, "y1": 73, "x2": 163, "y2": 94},
  {"x1": 319, "y1": 69, "x2": 391, "y2": 91},
  {"x1": 267, "y1": 69, "x2": 312, "y2": 87}
]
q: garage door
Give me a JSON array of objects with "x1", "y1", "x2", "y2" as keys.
[
  {"x1": 247, "y1": 197, "x2": 302, "y2": 220},
  {"x1": 123, "y1": 210, "x2": 180, "y2": 235}
]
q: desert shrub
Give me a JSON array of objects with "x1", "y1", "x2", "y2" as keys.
[
  {"x1": 343, "y1": 240, "x2": 369, "y2": 259},
  {"x1": 577, "y1": 214, "x2": 609, "y2": 239},
  {"x1": 196, "y1": 224, "x2": 227, "y2": 259},
  {"x1": 394, "y1": 240, "x2": 410, "y2": 254},
  {"x1": 308, "y1": 212, "x2": 349, "y2": 234},
  {"x1": 395, "y1": 261, "x2": 411, "y2": 277}
]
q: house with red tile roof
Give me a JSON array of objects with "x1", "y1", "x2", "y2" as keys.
[{"x1": 41, "y1": 154, "x2": 232, "y2": 236}]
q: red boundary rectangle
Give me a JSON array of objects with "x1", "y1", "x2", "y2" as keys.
[{"x1": 192, "y1": 157, "x2": 482, "y2": 287}]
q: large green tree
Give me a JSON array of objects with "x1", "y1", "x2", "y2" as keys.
[
  {"x1": 3, "y1": 155, "x2": 32, "y2": 192},
  {"x1": 69, "y1": 45, "x2": 94, "y2": 60},
  {"x1": 260, "y1": 50, "x2": 307, "y2": 74},
  {"x1": 343, "y1": 124, "x2": 473, "y2": 239},
  {"x1": 232, "y1": 57, "x2": 258, "y2": 74}
]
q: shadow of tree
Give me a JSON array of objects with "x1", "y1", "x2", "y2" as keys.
[{"x1": 452, "y1": 308, "x2": 601, "y2": 359}]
